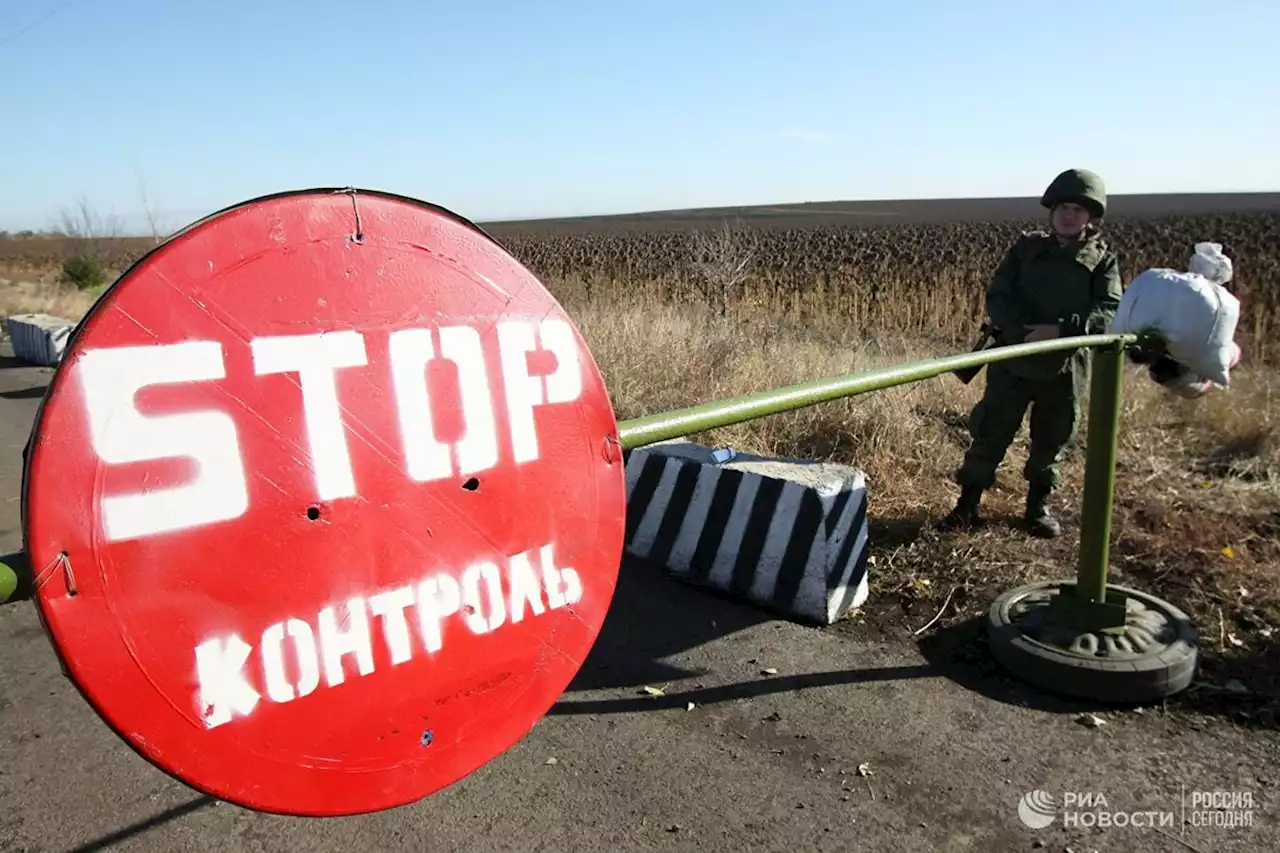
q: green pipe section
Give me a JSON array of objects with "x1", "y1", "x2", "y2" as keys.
[
  {"x1": 0, "y1": 559, "x2": 17, "y2": 604},
  {"x1": 617, "y1": 333, "x2": 1137, "y2": 450},
  {"x1": 0, "y1": 552, "x2": 28, "y2": 604},
  {"x1": 1074, "y1": 340, "x2": 1126, "y2": 603}
]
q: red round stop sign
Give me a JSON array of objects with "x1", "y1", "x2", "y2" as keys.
[{"x1": 23, "y1": 190, "x2": 626, "y2": 816}]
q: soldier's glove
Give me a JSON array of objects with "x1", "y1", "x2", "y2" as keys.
[{"x1": 1057, "y1": 313, "x2": 1085, "y2": 339}]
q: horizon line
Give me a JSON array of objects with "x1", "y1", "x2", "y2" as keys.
[
  {"x1": 5, "y1": 188, "x2": 1278, "y2": 238},
  {"x1": 476, "y1": 188, "x2": 1280, "y2": 225}
]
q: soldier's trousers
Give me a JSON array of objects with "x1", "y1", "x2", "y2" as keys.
[{"x1": 955, "y1": 362, "x2": 1079, "y2": 491}]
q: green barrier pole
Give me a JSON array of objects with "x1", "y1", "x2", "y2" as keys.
[
  {"x1": 1, "y1": 333, "x2": 1138, "y2": 610},
  {"x1": 618, "y1": 333, "x2": 1136, "y2": 450},
  {"x1": 618, "y1": 329, "x2": 1197, "y2": 702},
  {"x1": 1075, "y1": 338, "x2": 1126, "y2": 606}
]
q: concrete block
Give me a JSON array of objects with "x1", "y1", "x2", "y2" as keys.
[
  {"x1": 5, "y1": 314, "x2": 75, "y2": 367},
  {"x1": 622, "y1": 440, "x2": 870, "y2": 625}
]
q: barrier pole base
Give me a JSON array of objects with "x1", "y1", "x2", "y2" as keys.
[{"x1": 986, "y1": 580, "x2": 1199, "y2": 704}]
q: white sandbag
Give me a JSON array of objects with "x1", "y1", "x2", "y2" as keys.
[
  {"x1": 1112, "y1": 262, "x2": 1240, "y2": 387},
  {"x1": 1189, "y1": 240, "x2": 1234, "y2": 285},
  {"x1": 1161, "y1": 342, "x2": 1241, "y2": 398}
]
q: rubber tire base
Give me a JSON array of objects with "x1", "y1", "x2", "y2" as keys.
[{"x1": 986, "y1": 581, "x2": 1199, "y2": 705}]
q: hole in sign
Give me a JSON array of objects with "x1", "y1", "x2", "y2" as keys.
[
  {"x1": 306, "y1": 505, "x2": 322, "y2": 521},
  {"x1": 461, "y1": 477, "x2": 480, "y2": 492},
  {"x1": 420, "y1": 730, "x2": 434, "y2": 747}
]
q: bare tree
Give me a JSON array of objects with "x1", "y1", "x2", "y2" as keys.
[
  {"x1": 687, "y1": 219, "x2": 757, "y2": 317},
  {"x1": 135, "y1": 171, "x2": 170, "y2": 243},
  {"x1": 50, "y1": 197, "x2": 124, "y2": 254},
  {"x1": 48, "y1": 197, "x2": 123, "y2": 290}
]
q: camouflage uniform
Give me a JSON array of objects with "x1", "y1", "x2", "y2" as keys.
[{"x1": 942, "y1": 169, "x2": 1124, "y2": 537}]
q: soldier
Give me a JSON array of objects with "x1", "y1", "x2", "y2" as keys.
[{"x1": 939, "y1": 169, "x2": 1125, "y2": 537}]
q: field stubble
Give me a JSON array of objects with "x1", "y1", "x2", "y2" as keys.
[{"x1": 1, "y1": 209, "x2": 1278, "y2": 725}]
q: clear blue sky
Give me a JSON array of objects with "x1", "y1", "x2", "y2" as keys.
[{"x1": 3, "y1": 0, "x2": 1278, "y2": 234}]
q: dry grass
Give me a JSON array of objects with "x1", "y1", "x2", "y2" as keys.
[
  {"x1": 3, "y1": 226, "x2": 1279, "y2": 725},
  {"x1": 0, "y1": 277, "x2": 102, "y2": 321},
  {"x1": 505, "y1": 210, "x2": 1280, "y2": 364}
]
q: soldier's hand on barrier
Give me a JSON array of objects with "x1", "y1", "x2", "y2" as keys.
[{"x1": 1024, "y1": 325, "x2": 1060, "y2": 342}]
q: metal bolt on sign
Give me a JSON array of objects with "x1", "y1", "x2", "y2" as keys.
[{"x1": 0, "y1": 188, "x2": 1198, "y2": 816}]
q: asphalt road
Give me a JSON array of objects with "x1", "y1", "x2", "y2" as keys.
[{"x1": 1, "y1": 346, "x2": 1277, "y2": 853}]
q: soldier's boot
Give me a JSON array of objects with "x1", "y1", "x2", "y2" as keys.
[
  {"x1": 938, "y1": 485, "x2": 985, "y2": 531},
  {"x1": 1024, "y1": 484, "x2": 1061, "y2": 538}
]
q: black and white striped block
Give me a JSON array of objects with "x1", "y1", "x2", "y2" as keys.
[{"x1": 622, "y1": 441, "x2": 870, "y2": 625}]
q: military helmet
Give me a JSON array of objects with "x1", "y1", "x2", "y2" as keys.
[{"x1": 1040, "y1": 168, "x2": 1107, "y2": 219}]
